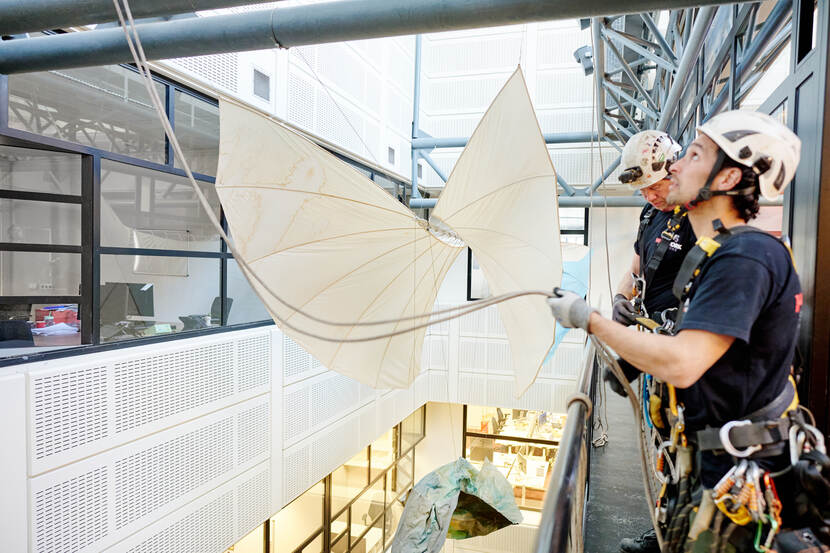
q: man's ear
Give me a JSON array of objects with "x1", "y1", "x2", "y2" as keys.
[{"x1": 714, "y1": 166, "x2": 742, "y2": 191}]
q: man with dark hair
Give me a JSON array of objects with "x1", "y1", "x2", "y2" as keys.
[{"x1": 549, "y1": 110, "x2": 805, "y2": 552}]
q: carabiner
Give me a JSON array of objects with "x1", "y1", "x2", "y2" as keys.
[{"x1": 720, "y1": 420, "x2": 763, "y2": 458}]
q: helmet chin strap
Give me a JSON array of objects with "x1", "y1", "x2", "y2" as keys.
[{"x1": 683, "y1": 150, "x2": 756, "y2": 210}]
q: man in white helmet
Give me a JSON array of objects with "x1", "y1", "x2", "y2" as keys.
[
  {"x1": 550, "y1": 110, "x2": 805, "y2": 552},
  {"x1": 614, "y1": 130, "x2": 693, "y2": 330}
]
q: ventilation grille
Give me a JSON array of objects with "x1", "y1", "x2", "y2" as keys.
[
  {"x1": 168, "y1": 53, "x2": 239, "y2": 93},
  {"x1": 287, "y1": 70, "x2": 315, "y2": 131},
  {"x1": 32, "y1": 366, "x2": 108, "y2": 460},
  {"x1": 237, "y1": 334, "x2": 271, "y2": 392},
  {"x1": 284, "y1": 446, "x2": 310, "y2": 504},
  {"x1": 115, "y1": 418, "x2": 235, "y2": 529},
  {"x1": 311, "y1": 374, "x2": 360, "y2": 426},
  {"x1": 126, "y1": 491, "x2": 235, "y2": 553},
  {"x1": 236, "y1": 467, "x2": 271, "y2": 538},
  {"x1": 283, "y1": 335, "x2": 311, "y2": 380},
  {"x1": 33, "y1": 467, "x2": 109, "y2": 553},
  {"x1": 114, "y1": 342, "x2": 234, "y2": 433},
  {"x1": 283, "y1": 387, "x2": 309, "y2": 443},
  {"x1": 237, "y1": 402, "x2": 270, "y2": 466}
]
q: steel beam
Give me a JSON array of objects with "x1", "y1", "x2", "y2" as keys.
[
  {"x1": 603, "y1": 36, "x2": 659, "y2": 112},
  {"x1": 592, "y1": 18, "x2": 606, "y2": 139},
  {"x1": 704, "y1": 0, "x2": 791, "y2": 120},
  {"x1": 0, "y1": 0, "x2": 259, "y2": 36},
  {"x1": 602, "y1": 26, "x2": 678, "y2": 72},
  {"x1": 584, "y1": 156, "x2": 622, "y2": 194},
  {"x1": 419, "y1": 152, "x2": 448, "y2": 183},
  {"x1": 0, "y1": 0, "x2": 749, "y2": 74},
  {"x1": 411, "y1": 131, "x2": 598, "y2": 150},
  {"x1": 604, "y1": 80, "x2": 659, "y2": 121},
  {"x1": 640, "y1": 12, "x2": 678, "y2": 64},
  {"x1": 411, "y1": 34, "x2": 423, "y2": 199},
  {"x1": 656, "y1": 6, "x2": 718, "y2": 131}
]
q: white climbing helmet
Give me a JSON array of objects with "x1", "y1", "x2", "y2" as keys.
[
  {"x1": 697, "y1": 110, "x2": 802, "y2": 200},
  {"x1": 619, "y1": 130, "x2": 682, "y2": 190}
]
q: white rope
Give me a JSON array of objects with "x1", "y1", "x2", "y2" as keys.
[{"x1": 111, "y1": 0, "x2": 556, "y2": 344}]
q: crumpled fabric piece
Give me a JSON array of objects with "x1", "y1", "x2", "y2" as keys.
[{"x1": 390, "y1": 458, "x2": 522, "y2": 553}]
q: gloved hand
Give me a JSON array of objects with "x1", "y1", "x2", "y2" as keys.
[
  {"x1": 612, "y1": 293, "x2": 638, "y2": 326},
  {"x1": 547, "y1": 288, "x2": 596, "y2": 331},
  {"x1": 603, "y1": 359, "x2": 642, "y2": 398}
]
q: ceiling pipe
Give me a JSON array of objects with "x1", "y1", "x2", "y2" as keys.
[
  {"x1": 412, "y1": 131, "x2": 598, "y2": 150},
  {"x1": 0, "y1": 0, "x2": 749, "y2": 75},
  {"x1": 0, "y1": 0, "x2": 261, "y2": 36},
  {"x1": 656, "y1": 5, "x2": 718, "y2": 131}
]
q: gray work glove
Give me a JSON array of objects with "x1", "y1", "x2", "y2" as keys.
[
  {"x1": 547, "y1": 288, "x2": 596, "y2": 332},
  {"x1": 612, "y1": 293, "x2": 638, "y2": 326}
]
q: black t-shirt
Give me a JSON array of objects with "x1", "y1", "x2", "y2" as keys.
[
  {"x1": 675, "y1": 230, "x2": 802, "y2": 486},
  {"x1": 633, "y1": 205, "x2": 696, "y2": 314}
]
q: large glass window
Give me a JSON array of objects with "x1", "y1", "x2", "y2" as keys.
[
  {"x1": 227, "y1": 260, "x2": 273, "y2": 325},
  {"x1": 101, "y1": 159, "x2": 220, "y2": 251},
  {"x1": 99, "y1": 255, "x2": 220, "y2": 342},
  {"x1": 174, "y1": 90, "x2": 220, "y2": 176},
  {"x1": 9, "y1": 66, "x2": 167, "y2": 163},
  {"x1": 463, "y1": 404, "x2": 564, "y2": 511},
  {"x1": 227, "y1": 406, "x2": 426, "y2": 553},
  {"x1": 0, "y1": 146, "x2": 84, "y2": 354}
]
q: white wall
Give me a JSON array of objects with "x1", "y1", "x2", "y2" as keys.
[{"x1": 0, "y1": 307, "x2": 584, "y2": 553}]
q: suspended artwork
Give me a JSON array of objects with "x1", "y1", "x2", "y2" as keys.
[
  {"x1": 389, "y1": 458, "x2": 523, "y2": 553},
  {"x1": 215, "y1": 67, "x2": 562, "y2": 394}
]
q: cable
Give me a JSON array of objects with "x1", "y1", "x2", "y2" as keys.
[
  {"x1": 111, "y1": 0, "x2": 556, "y2": 344},
  {"x1": 591, "y1": 334, "x2": 666, "y2": 553}
]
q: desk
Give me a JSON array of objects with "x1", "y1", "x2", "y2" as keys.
[{"x1": 34, "y1": 333, "x2": 82, "y2": 347}]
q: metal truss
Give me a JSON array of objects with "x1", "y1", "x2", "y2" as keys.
[{"x1": 592, "y1": 0, "x2": 793, "y2": 171}]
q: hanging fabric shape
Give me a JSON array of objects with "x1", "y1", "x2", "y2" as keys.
[
  {"x1": 389, "y1": 458, "x2": 523, "y2": 553},
  {"x1": 215, "y1": 66, "x2": 561, "y2": 393},
  {"x1": 430, "y1": 67, "x2": 562, "y2": 395}
]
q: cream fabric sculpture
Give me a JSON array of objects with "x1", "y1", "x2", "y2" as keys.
[{"x1": 216, "y1": 67, "x2": 561, "y2": 395}]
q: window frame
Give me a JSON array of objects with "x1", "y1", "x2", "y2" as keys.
[{"x1": 0, "y1": 63, "x2": 409, "y2": 366}]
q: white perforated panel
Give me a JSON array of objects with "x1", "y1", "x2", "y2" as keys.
[
  {"x1": 33, "y1": 467, "x2": 109, "y2": 553},
  {"x1": 168, "y1": 53, "x2": 239, "y2": 93},
  {"x1": 537, "y1": 28, "x2": 592, "y2": 67},
  {"x1": 125, "y1": 491, "x2": 235, "y2": 553},
  {"x1": 535, "y1": 70, "x2": 593, "y2": 107},
  {"x1": 423, "y1": 77, "x2": 505, "y2": 113},
  {"x1": 459, "y1": 338, "x2": 486, "y2": 372},
  {"x1": 283, "y1": 387, "x2": 309, "y2": 443},
  {"x1": 287, "y1": 70, "x2": 315, "y2": 131},
  {"x1": 283, "y1": 446, "x2": 310, "y2": 504},
  {"x1": 237, "y1": 334, "x2": 270, "y2": 392},
  {"x1": 283, "y1": 335, "x2": 311, "y2": 381},
  {"x1": 236, "y1": 467, "x2": 271, "y2": 538},
  {"x1": 429, "y1": 372, "x2": 449, "y2": 402},
  {"x1": 237, "y1": 402, "x2": 270, "y2": 466},
  {"x1": 32, "y1": 366, "x2": 109, "y2": 461},
  {"x1": 424, "y1": 36, "x2": 523, "y2": 75},
  {"x1": 311, "y1": 374, "x2": 359, "y2": 426},
  {"x1": 114, "y1": 342, "x2": 234, "y2": 433},
  {"x1": 115, "y1": 418, "x2": 234, "y2": 529},
  {"x1": 311, "y1": 421, "x2": 357, "y2": 483},
  {"x1": 458, "y1": 375, "x2": 485, "y2": 405},
  {"x1": 486, "y1": 341, "x2": 510, "y2": 374}
]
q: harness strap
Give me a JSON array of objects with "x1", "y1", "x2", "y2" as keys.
[
  {"x1": 695, "y1": 378, "x2": 796, "y2": 455},
  {"x1": 643, "y1": 207, "x2": 688, "y2": 293},
  {"x1": 636, "y1": 206, "x2": 656, "y2": 271}
]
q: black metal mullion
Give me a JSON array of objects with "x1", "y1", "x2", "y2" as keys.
[
  {"x1": 81, "y1": 155, "x2": 95, "y2": 344},
  {"x1": 220, "y1": 206, "x2": 229, "y2": 325},
  {"x1": 0, "y1": 189, "x2": 82, "y2": 204},
  {"x1": 0, "y1": 74, "x2": 8, "y2": 129},
  {"x1": 461, "y1": 404, "x2": 468, "y2": 458},
  {"x1": 0, "y1": 243, "x2": 81, "y2": 254},
  {"x1": 465, "y1": 430, "x2": 560, "y2": 447},
  {"x1": 323, "y1": 476, "x2": 332, "y2": 553},
  {"x1": 166, "y1": 84, "x2": 175, "y2": 166},
  {"x1": 91, "y1": 154, "x2": 101, "y2": 345}
]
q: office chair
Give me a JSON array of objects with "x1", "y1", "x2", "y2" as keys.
[
  {"x1": 0, "y1": 320, "x2": 35, "y2": 347},
  {"x1": 210, "y1": 297, "x2": 233, "y2": 325}
]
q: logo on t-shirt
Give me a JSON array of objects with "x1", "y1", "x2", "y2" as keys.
[
  {"x1": 795, "y1": 293, "x2": 803, "y2": 313},
  {"x1": 656, "y1": 233, "x2": 683, "y2": 251}
]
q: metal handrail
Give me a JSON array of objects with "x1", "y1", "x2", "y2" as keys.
[{"x1": 533, "y1": 341, "x2": 597, "y2": 553}]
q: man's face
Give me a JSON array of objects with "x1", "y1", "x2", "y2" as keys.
[
  {"x1": 666, "y1": 134, "x2": 720, "y2": 206},
  {"x1": 640, "y1": 178, "x2": 673, "y2": 211}
]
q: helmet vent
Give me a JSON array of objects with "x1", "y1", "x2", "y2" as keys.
[
  {"x1": 773, "y1": 166, "x2": 786, "y2": 190},
  {"x1": 738, "y1": 146, "x2": 752, "y2": 159},
  {"x1": 752, "y1": 156, "x2": 772, "y2": 175},
  {"x1": 722, "y1": 129, "x2": 760, "y2": 141}
]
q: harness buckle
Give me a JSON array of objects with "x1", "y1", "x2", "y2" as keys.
[
  {"x1": 720, "y1": 420, "x2": 763, "y2": 458},
  {"x1": 696, "y1": 235, "x2": 722, "y2": 256}
]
